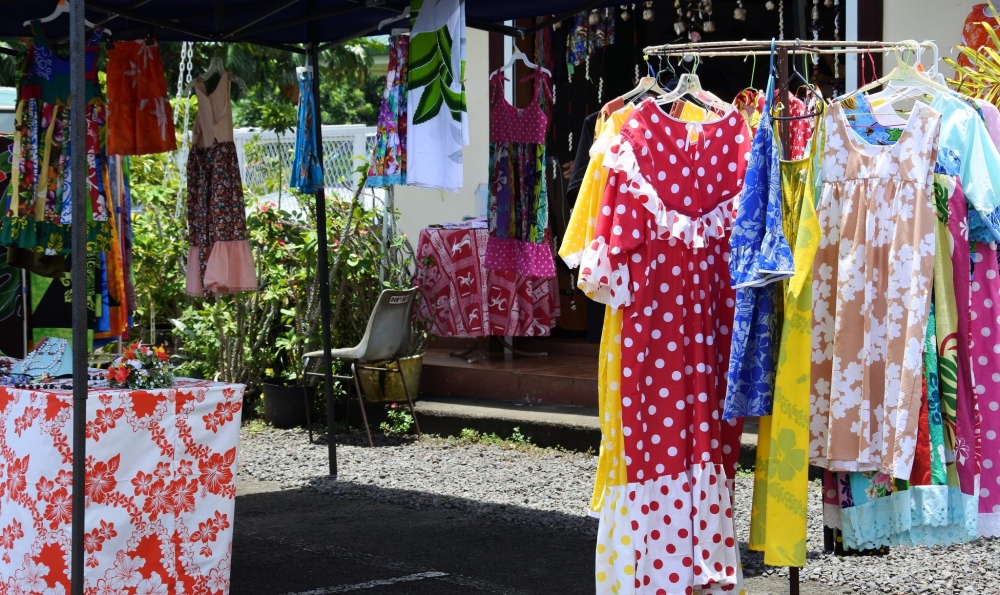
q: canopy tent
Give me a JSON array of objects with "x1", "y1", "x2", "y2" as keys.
[
  {"x1": 4, "y1": 2, "x2": 614, "y2": 594},
  {"x1": 0, "y1": 0, "x2": 609, "y2": 47}
]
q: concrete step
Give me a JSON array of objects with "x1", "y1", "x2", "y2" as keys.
[
  {"x1": 419, "y1": 347, "x2": 599, "y2": 407},
  {"x1": 412, "y1": 395, "x2": 760, "y2": 470}
]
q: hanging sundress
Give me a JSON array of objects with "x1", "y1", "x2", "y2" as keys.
[
  {"x1": 406, "y1": 0, "x2": 468, "y2": 192},
  {"x1": 105, "y1": 39, "x2": 176, "y2": 156},
  {"x1": 810, "y1": 100, "x2": 941, "y2": 480},
  {"x1": 366, "y1": 33, "x2": 409, "y2": 188},
  {"x1": 580, "y1": 99, "x2": 750, "y2": 595},
  {"x1": 724, "y1": 54, "x2": 796, "y2": 421},
  {"x1": 185, "y1": 72, "x2": 257, "y2": 297},
  {"x1": 291, "y1": 66, "x2": 324, "y2": 194},
  {"x1": 748, "y1": 111, "x2": 823, "y2": 568},
  {"x1": 1, "y1": 23, "x2": 111, "y2": 260},
  {"x1": 483, "y1": 71, "x2": 556, "y2": 278}
]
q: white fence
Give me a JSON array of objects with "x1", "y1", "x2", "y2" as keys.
[{"x1": 232, "y1": 124, "x2": 377, "y2": 195}]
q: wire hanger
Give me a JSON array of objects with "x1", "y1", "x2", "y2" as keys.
[
  {"x1": 186, "y1": 56, "x2": 249, "y2": 95},
  {"x1": 24, "y1": 0, "x2": 111, "y2": 35},
  {"x1": 491, "y1": 47, "x2": 552, "y2": 78},
  {"x1": 773, "y1": 41, "x2": 824, "y2": 121},
  {"x1": 843, "y1": 40, "x2": 950, "y2": 101},
  {"x1": 654, "y1": 54, "x2": 732, "y2": 114}
]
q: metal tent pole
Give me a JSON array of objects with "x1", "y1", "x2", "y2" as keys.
[
  {"x1": 69, "y1": 1, "x2": 89, "y2": 594},
  {"x1": 308, "y1": 44, "x2": 337, "y2": 477}
]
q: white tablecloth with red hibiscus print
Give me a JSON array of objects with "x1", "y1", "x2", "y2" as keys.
[{"x1": 0, "y1": 379, "x2": 243, "y2": 595}]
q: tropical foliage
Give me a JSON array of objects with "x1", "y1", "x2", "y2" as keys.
[
  {"x1": 408, "y1": 26, "x2": 466, "y2": 124},
  {"x1": 946, "y1": 0, "x2": 1000, "y2": 104}
]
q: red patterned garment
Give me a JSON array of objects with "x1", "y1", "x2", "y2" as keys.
[
  {"x1": 416, "y1": 227, "x2": 559, "y2": 337},
  {"x1": 0, "y1": 379, "x2": 243, "y2": 595},
  {"x1": 580, "y1": 99, "x2": 750, "y2": 595}
]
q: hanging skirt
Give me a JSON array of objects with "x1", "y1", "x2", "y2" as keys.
[{"x1": 186, "y1": 141, "x2": 257, "y2": 297}]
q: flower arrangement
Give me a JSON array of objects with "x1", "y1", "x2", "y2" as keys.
[{"x1": 105, "y1": 342, "x2": 175, "y2": 390}]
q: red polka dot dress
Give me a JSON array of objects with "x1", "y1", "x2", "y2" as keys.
[{"x1": 580, "y1": 99, "x2": 752, "y2": 595}]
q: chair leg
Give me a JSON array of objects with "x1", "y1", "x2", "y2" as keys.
[
  {"x1": 351, "y1": 363, "x2": 374, "y2": 447},
  {"x1": 304, "y1": 384, "x2": 313, "y2": 444},
  {"x1": 394, "y1": 357, "x2": 421, "y2": 436}
]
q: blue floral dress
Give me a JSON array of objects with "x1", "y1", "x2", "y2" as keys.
[{"x1": 723, "y1": 55, "x2": 796, "y2": 421}]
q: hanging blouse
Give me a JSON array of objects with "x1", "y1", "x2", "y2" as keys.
[
  {"x1": 105, "y1": 39, "x2": 177, "y2": 156},
  {"x1": 580, "y1": 99, "x2": 750, "y2": 595},
  {"x1": 483, "y1": 71, "x2": 555, "y2": 278},
  {"x1": 810, "y1": 101, "x2": 942, "y2": 480}
]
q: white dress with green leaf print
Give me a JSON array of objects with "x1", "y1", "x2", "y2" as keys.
[{"x1": 406, "y1": 0, "x2": 469, "y2": 193}]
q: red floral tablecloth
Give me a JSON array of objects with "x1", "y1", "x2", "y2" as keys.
[
  {"x1": 416, "y1": 227, "x2": 559, "y2": 337},
  {"x1": 0, "y1": 379, "x2": 243, "y2": 595}
]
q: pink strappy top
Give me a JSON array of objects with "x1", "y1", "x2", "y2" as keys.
[{"x1": 489, "y1": 71, "x2": 551, "y2": 145}]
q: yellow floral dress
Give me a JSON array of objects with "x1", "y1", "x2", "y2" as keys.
[{"x1": 749, "y1": 117, "x2": 822, "y2": 567}]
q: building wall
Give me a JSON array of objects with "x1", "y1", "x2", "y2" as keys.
[
  {"x1": 394, "y1": 28, "x2": 490, "y2": 245},
  {"x1": 882, "y1": 0, "x2": 980, "y2": 78}
]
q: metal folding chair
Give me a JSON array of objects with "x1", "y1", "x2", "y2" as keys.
[{"x1": 303, "y1": 287, "x2": 421, "y2": 446}]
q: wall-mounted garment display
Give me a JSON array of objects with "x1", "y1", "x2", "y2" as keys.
[
  {"x1": 406, "y1": 0, "x2": 468, "y2": 192},
  {"x1": 105, "y1": 39, "x2": 177, "y2": 156},
  {"x1": 186, "y1": 72, "x2": 257, "y2": 297},
  {"x1": 291, "y1": 66, "x2": 324, "y2": 194},
  {"x1": 367, "y1": 33, "x2": 409, "y2": 188},
  {"x1": 484, "y1": 71, "x2": 556, "y2": 278}
]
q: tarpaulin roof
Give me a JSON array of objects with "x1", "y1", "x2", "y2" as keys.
[{"x1": 0, "y1": 0, "x2": 609, "y2": 49}]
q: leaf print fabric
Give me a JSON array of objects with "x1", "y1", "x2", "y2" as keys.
[
  {"x1": 406, "y1": 0, "x2": 468, "y2": 192},
  {"x1": 810, "y1": 101, "x2": 941, "y2": 481},
  {"x1": 748, "y1": 122, "x2": 821, "y2": 568}
]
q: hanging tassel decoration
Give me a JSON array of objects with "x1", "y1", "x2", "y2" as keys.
[
  {"x1": 597, "y1": 76, "x2": 604, "y2": 104},
  {"x1": 734, "y1": 0, "x2": 747, "y2": 21},
  {"x1": 568, "y1": 131, "x2": 574, "y2": 153}
]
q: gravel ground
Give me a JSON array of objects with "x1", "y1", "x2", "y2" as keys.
[{"x1": 238, "y1": 428, "x2": 1000, "y2": 595}]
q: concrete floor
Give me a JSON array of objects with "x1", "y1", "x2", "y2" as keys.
[{"x1": 232, "y1": 477, "x2": 847, "y2": 595}]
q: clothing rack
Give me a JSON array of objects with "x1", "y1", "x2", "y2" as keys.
[
  {"x1": 642, "y1": 39, "x2": 934, "y2": 160},
  {"x1": 636, "y1": 38, "x2": 942, "y2": 595}
]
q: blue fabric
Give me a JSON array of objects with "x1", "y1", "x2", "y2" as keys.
[
  {"x1": 723, "y1": 49, "x2": 795, "y2": 421},
  {"x1": 291, "y1": 68, "x2": 324, "y2": 194}
]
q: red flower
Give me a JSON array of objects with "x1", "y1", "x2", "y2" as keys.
[
  {"x1": 198, "y1": 449, "x2": 236, "y2": 495},
  {"x1": 131, "y1": 471, "x2": 154, "y2": 496},
  {"x1": 85, "y1": 455, "x2": 120, "y2": 505},
  {"x1": 35, "y1": 477, "x2": 56, "y2": 501},
  {"x1": 0, "y1": 520, "x2": 23, "y2": 549},
  {"x1": 45, "y1": 487, "x2": 72, "y2": 528},
  {"x1": 154, "y1": 462, "x2": 171, "y2": 478},
  {"x1": 6, "y1": 455, "x2": 28, "y2": 496},
  {"x1": 143, "y1": 479, "x2": 171, "y2": 521},
  {"x1": 190, "y1": 519, "x2": 219, "y2": 544},
  {"x1": 84, "y1": 529, "x2": 104, "y2": 554},
  {"x1": 114, "y1": 366, "x2": 130, "y2": 384},
  {"x1": 94, "y1": 408, "x2": 117, "y2": 433},
  {"x1": 98, "y1": 520, "x2": 117, "y2": 541},
  {"x1": 169, "y1": 477, "x2": 197, "y2": 514},
  {"x1": 55, "y1": 469, "x2": 72, "y2": 487}
]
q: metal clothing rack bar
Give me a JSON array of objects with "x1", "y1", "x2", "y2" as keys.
[{"x1": 633, "y1": 37, "x2": 939, "y2": 595}]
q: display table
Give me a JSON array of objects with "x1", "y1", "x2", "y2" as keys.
[
  {"x1": 0, "y1": 379, "x2": 243, "y2": 595},
  {"x1": 415, "y1": 226, "x2": 559, "y2": 337}
]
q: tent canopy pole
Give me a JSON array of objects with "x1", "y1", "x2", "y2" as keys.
[{"x1": 69, "y1": 3, "x2": 89, "y2": 595}]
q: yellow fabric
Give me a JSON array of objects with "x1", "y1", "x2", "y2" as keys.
[
  {"x1": 558, "y1": 105, "x2": 634, "y2": 268},
  {"x1": 675, "y1": 101, "x2": 722, "y2": 142},
  {"x1": 749, "y1": 122, "x2": 822, "y2": 567}
]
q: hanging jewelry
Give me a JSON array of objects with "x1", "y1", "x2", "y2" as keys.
[
  {"x1": 552, "y1": 83, "x2": 557, "y2": 105},
  {"x1": 597, "y1": 76, "x2": 604, "y2": 103},
  {"x1": 833, "y1": 0, "x2": 840, "y2": 79},
  {"x1": 778, "y1": 0, "x2": 785, "y2": 40},
  {"x1": 589, "y1": 9, "x2": 600, "y2": 25},
  {"x1": 701, "y1": 0, "x2": 714, "y2": 32},
  {"x1": 734, "y1": 0, "x2": 747, "y2": 21},
  {"x1": 568, "y1": 131, "x2": 574, "y2": 153},
  {"x1": 585, "y1": 54, "x2": 591, "y2": 82},
  {"x1": 643, "y1": 1, "x2": 655, "y2": 21},
  {"x1": 811, "y1": 0, "x2": 820, "y2": 65},
  {"x1": 765, "y1": 0, "x2": 775, "y2": 10}
]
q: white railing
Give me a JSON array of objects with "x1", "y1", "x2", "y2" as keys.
[{"x1": 232, "y1": 124, "x2": 377, "y2": 194}]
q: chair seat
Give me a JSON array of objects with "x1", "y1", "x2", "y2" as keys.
[{"x1": 303, "y1": 346, "x2": 366, "y2": 361}]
